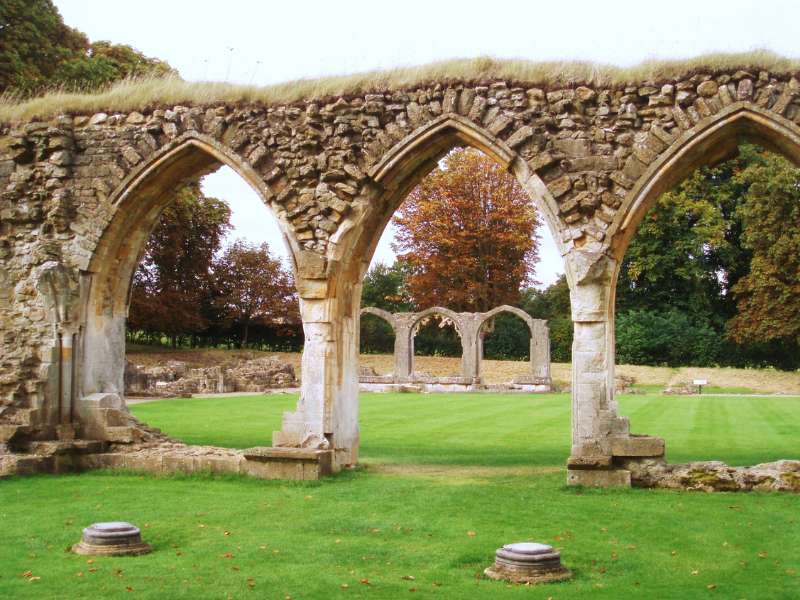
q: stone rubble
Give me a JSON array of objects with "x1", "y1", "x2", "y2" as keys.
[{"x1": 125, "y1": 356, "x2": 297, "y2": 397}]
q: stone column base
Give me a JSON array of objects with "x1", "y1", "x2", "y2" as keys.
[{"x1": 567, "y1": 467, "x2": 631, "y2": 487}]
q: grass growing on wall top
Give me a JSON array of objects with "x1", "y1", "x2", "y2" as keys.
[{"x1": 2, "y1": 50, "x2": 799, "y2": 123}]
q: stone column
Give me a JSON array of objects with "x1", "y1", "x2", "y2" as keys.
[
  {"x1": 530, "y1": 320, "x2": 551, "y2": 380},
  {"x1": 458, "y1": 315, "x2": 482, "y2": 383},
  {"x1": 565, "y1": 251, "x2": 631, "y2": 486},
  {"x1": 273, "y1": 269, "x2": 360, "y2": 469},
  {"x1": 392, "y1": 314, "x2": 414, "y2": 383}
]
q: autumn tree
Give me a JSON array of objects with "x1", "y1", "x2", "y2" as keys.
[
  {"x1": 726, "y1": 151, "x2": 800, "y2": 364},
  {"x1": 128, "y1": 184, "x2": 231, "y2": 346},
  {"x1": 213, "y1": 241, "x2": 298, "y2": 348},
  {"x1": 393, "y1": 148, "x2": 540, "y2": 312}
]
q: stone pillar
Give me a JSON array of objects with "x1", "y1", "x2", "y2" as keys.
[
  {"x1": 273, "y1": 277, "x2": 360, "y2": 469},
  {"x1": 459, "y1": 315, "x2": 482, "y2": 383},
  {"x1": 392, "y1": 315, "x2": 414, "y2": 383},
  {"x1": 530, "y1": 320, "x2": 551, "y2": 380},
  {"x1": 565, "y1": 251, "x2": 631, "y2": 486}
]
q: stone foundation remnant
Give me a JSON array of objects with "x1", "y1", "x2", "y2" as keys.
[
  {"x1": 622, "y1": 459, "x2": 800, "y2": 492},
  {"x1": 125, "y1": 356, "x2": 297, "y2": 397},
  {"x1": 484, "y1": 542, "x2": 572, "y2": 585},
  {"x1": 72, "y1": 522, "x2": 152, "y2": 556},
  {"x1": 358, "y1": 304, "x2": 551, "y2": 392},
  {"x1": 2, "y1": 54, "x2": 799, "y2": 485}
]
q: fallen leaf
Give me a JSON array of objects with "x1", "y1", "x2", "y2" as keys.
[
  {"x1": 401, "y1": 575, "x2": 416, "y2": 581},
  {"x1": 758, "y1": 551, "x2": 768, "y2": 559},
  {"x1": 223, "y1": 553, "x2": 234, "y2": 559},
  {"x1": 707, "y1": 584, "x2": 717, "y2": 590},
  {"x1": 409, "y1": 588, "x2": 417, "y2": 593},
  {"x1": 126, "y1": 586, "x2": 134, "y2": 592},
  {"x1": 22, "y1": 571, "x2": 33, "y2": 578},
  {"x1": 360, "y1": 579, "x2": 370, "y2": 585},
  {"x1": 340, "y1": 583, "x2": 349, "y2": 589}
]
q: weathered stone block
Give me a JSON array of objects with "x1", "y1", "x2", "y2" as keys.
[
  {"x1": 610, "y1": 435, "x2": 665, "y2": 458},
  {"x1": 568, "y1": 468, "x2": 631, "y2": 487}
]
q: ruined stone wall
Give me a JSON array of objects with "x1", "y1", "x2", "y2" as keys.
[{"x1": 2, "y1": 64, "x2": 800, "y2": 481}]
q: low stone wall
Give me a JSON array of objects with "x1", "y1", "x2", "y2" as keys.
[
  {"x1": 0, "y1": 413, "x2": 332, "y2": 481},
  {"x1": 622, "y1": 458, "x2": 800, "y2": 492},
  {"x1": 125, "y1": 356, "x2": 297, "y2": 397}
]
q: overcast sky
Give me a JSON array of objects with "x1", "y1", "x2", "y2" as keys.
[{"x1": 55, "y1": 0, "x2": 799, "y2": 286}]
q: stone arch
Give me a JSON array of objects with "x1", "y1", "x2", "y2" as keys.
[
  {"x1": 479, "y1": 304, "x2": 536, "y2": 334},
  {"x1": 327, "y1": 113, "x2": 569, "y2": 283},
  {"x1": 563, "y1": 101, "x2": 800, "y2": 485},
  {"x1": 407, "y1": 307, "x2": 467, "y2": 380},
  {"x1": 81, "y1": 132, "x2": 295, "y2": 400},
  {"x1": 359, "y1": 306, "x2": 396, "y2": 330},
  {"x1": 475, "y1": 305, "x2": 550, "y2": 382},
  {"x1": 609, "y1": 103, "x2": 800, "y2": 260}
]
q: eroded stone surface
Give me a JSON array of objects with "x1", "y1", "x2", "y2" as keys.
[{"x1": 622, "y1": 459, "x2": 800, "y2": 492}]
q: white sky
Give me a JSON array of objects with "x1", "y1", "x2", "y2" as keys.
[{"x1": 56, "y1": 0, "x2": 799, "y2": 287}]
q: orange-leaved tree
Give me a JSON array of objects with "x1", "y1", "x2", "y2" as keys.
[
  {"x1": 392, "y1": 148, "x2": 540, "y2": 312},
  {"x1": 213, "y1": 241, "x2": 298, "y2": 347}
]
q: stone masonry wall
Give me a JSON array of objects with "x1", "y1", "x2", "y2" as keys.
[{"x1": 2, "y1": 64, "x2": 799, "y2": 480}]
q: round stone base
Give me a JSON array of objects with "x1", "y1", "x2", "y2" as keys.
[
  {"x1": 484, "y1": 565, "x2": 573, "y2": 585},
  {"x1": 71, "y1": 540, "x2": 152, "y2": 556},
  {"x1": 71, "y1": 522, "x2": 152, "y2": 556}
]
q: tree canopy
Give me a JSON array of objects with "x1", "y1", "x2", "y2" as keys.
[
  {"x1": 393, "y1": 148, "x2": 540, "y2": 312},
  {"x1": 0, "y1": 0, "x2": 174, "y2": 94}
]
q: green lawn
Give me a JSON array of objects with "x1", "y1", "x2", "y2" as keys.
[{"x1": 1, "y1": 392, "x2": 798, "y2": 599}]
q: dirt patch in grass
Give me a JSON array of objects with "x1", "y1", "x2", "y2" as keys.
[
  {"x1": 127, "y1": 346, "x2": 800, "y2": 394},
  {"x1": 363, "y1": 462, "x2": 563, "y2": 480}
]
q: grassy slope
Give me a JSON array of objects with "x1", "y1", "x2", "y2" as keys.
[{"x1": 1, "y1": 392, "x2": 798, "y2": 600}]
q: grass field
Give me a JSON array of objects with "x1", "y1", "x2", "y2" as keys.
[{"x1": 1, "y1": 391, "x2": 799, "y2": 599}]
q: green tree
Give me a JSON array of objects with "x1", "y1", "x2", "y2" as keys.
[
  {"x1": 615, "y1": 144, "x2": 799, "y2": 369},
  {"x1": 521, "y1": 276, "x2": 573, "y2": 362},
  {"x1": 0, "y1": 0, "x2": 174, "y2": 94},
  {"x1": 360, "y1": 262, "x2": 413, "y2": 354},
  {"x1": 616, "y1": 309, "x2": 721, "y2": 367}
]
